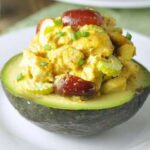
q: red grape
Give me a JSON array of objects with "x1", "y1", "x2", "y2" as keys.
[
  {"x1": 36, "y1": 19, "x2": 45, "y2": 33},
  {"x1": 55, "y1": 75, "x2": 96, "y2": 96},
  {"x1": 62, "y1": 9, "x2": 103, "y2": 29}
]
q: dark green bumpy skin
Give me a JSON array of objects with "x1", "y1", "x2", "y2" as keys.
[{"x1": 2, "y1": 84, "x2": 150, "y2": 136}]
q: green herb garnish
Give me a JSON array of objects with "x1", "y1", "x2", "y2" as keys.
[
  {"x1": 54, "y1": 19, "x2": 63, "y2": 26},
  {"x1": 44, "y1": 26, "x2": 54, "y2": 34},
  {"x1": 76, "y1": 31, "x2": 82, "y2": 38},
  {"x1": 126, "y1": 32, "x2": 132, "y2": 41},
  {"x1": 40, "y1": 62, "x2": 48, "y2": 67},
  {"x1": 57, "y1": 32, "x2": 65, "y2": 37},
  {"x1": 78, "y1": 58, "x2": 85, "y2": 66},
  {"x1": 44, "y1": 44, "x2": 51, "y2": 51},
  {"x1": 82, "y1": 32, "x2": 89, "y2": 37},
  {"x1": 71, "y1": 31, "x2": 81, "y2": 40},
  {"x1": 71, "y1": 31, "x2": 90, "y2": 40},
  {"x1": 71, "y1": 32, "x2": 78, "y2": 40},
  {"x1": 17, "y1": 73, "x2": 24, "y2": 81}
]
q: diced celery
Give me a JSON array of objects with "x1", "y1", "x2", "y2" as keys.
[
  {"x1": 97, "y1": 55, "x2": 123, "y2": 77},
  {"x1": 54, "y1": 17, "x2": 63, "y2": 27},
  {"x1": 22, "y1": 79, "x2": 53, "y2": 95}
]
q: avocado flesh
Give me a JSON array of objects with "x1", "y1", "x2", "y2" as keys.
[
  {"x1": 1, "y1": 53, "x2": 150, "y2": 110},
  {"x1": 1, "y1": 53, "x2": 150, "y2": 136}
]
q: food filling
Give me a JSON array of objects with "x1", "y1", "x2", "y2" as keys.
[{"x1": 18, "y1": 9, "x2": 139, "y2": 97}]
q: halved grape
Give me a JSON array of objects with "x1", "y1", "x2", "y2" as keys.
[
  {"x1": 62, "y1": 9, "x2": 103, "y2": 29},
  {"x1": 36, "y1": 17, "x2": 63, "y2": 34},
  {"x1": 54, "y1": 75, "x2": 96, "y2": 96},
  {"x1": 37, "y1": 19, "x2": 55, "y2": 46},
  {"x1": 97, "y1": 55, "x2": 123, "y2": 77},
  {"x1": 36, "y1": 19, "x2": 45, "y2": 33}
]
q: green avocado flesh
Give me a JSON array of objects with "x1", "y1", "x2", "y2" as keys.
[{"x1": 1, "y1": 54, "x2": 150, "y2": 110}]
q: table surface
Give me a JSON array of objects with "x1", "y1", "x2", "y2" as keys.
[{"x1": 5, "y1": 2, "x2": 150, "y2": 37}]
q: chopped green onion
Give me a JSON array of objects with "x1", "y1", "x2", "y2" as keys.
[
  {"x1": 72, "y1": 32, "x2": 78, "y2": 40},
  {"x1": 44, "y1": 26, "x2": 54, "y2": 34},
  {"x1": 126, "y1": 32, "x2": 132, "y2": 41},
  {"x1": 44, "y1": 44, "x2": 51, "y2": 51},
  {"x1": 54, "y1": 19, "x2": 63, "y2": 26},
  {"x1": 78, "y1": 58, "x2": 85, "y2": 66},
  {"x1": 76, "y1": 31, "x2": 81, "y2": 38},
  {"x1": 71, "y1": 32, "x2": 78, "y2": 40},
  {"x1": 71, "y1": 31, "x2": 90, "y2": 40},
  {"x1": 17, "y1": 73, "x2": 24, "y2": 81},
  {"x1": 40, "y1": 62, "x2": 48, "y2": 67},
  {"x1": 57, "y1": 32, "x2": 65, "y2": 37},
  {"x1": 72, "y1": 31, "x2": 81, "y2": 40},
  {"x1": 71, "y1": 31, "x2": 81, "y2": 40},
  {"x1": 82, "y1": 32, "x2": 89, "y2": 37}
]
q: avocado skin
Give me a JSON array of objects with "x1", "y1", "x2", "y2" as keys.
[{"x1": 2, "y1": 85, "x2": 150, "y2": 136}]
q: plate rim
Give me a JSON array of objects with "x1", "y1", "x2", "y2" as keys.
[
  {"x1": 55, "y1": 0, "x2": 150, "y2": 8},
  {"x1": 0, "y1": 26, "x2": 150, "y2": 150}
]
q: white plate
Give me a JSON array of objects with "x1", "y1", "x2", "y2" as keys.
[
  {"x1": 55, "y1": 0, "x2": 150, "y2": 8},
  {"x1": 0, "y1": 27, "x2": 150, "y2": 150}
]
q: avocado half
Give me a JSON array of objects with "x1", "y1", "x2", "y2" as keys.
[{"x1": 1, "y1": 54, "x2": 150, "y2": 136}]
